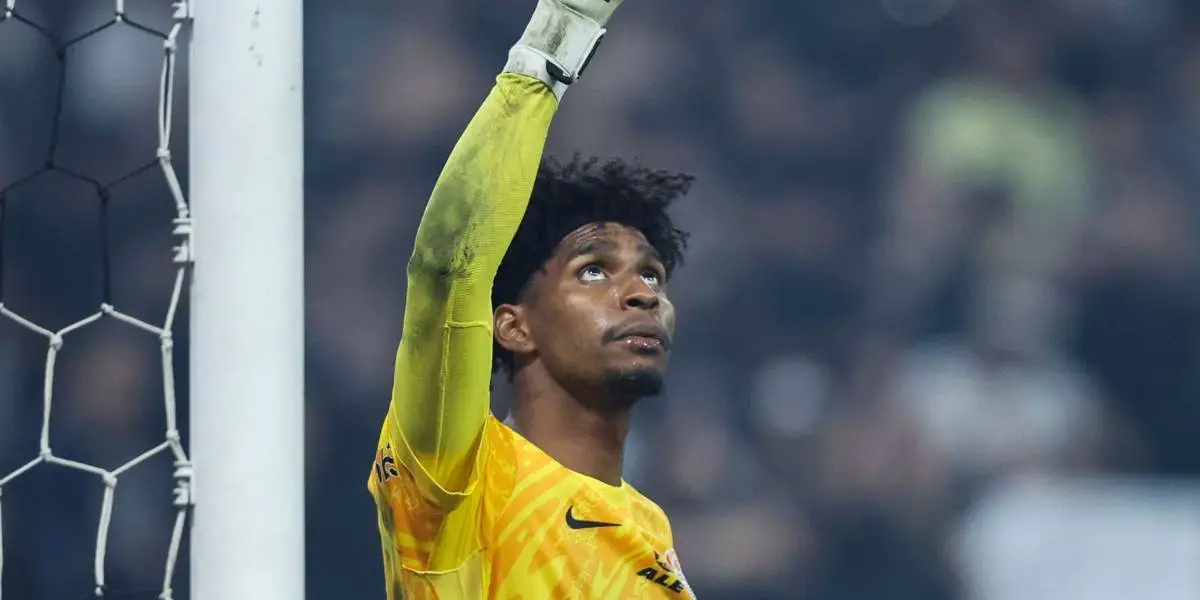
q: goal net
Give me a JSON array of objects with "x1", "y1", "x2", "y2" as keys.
[
  {"x1": 0, "y1": 1, "x2": 303, "y2": 598},
  {"x1": 0, "y1": 1, "x2": 191, "y2": 598}
]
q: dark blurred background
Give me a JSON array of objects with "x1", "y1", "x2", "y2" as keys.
[{"x1": 2, "y1": 0, "x2": 1200, "y2": 599}]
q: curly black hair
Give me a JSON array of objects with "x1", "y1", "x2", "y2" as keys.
[{"x1": 491, "y1": 154, "x2": 693, "y2": 377}]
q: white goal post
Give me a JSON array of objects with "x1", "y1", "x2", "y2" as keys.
[{"x1": 187, "y1": 0, "x2": 305, "y2": 598}]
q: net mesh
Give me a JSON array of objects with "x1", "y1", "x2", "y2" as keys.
[{"x1": 0, "y1": 1, "x2": 192, "y2": 598}]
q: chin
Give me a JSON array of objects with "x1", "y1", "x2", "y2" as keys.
[{"x1": 602, "y1": 365, "x2": 665, "y2": 402}]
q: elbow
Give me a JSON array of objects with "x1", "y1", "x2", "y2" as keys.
[
  {"x1": 407, "y1": 234, "x2": 498, "y2": 285},
  {"x1": 407, "y1": 207, "x2": 483, "y2": 280},
  {"x1": 405, "y1": 244, "x2": 494, "y2": 302},
  {"x1": 407, "y1": 240, "x2": 468, "y2": 281},
  {"x1": 407, "y1": 251, "x2": 456, "y2": 281}
]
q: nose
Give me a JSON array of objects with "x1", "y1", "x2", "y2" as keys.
[{"x1": 622, "y1": 277, "x2": 660, "y2": 311}]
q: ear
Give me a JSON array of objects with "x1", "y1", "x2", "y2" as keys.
[{"x1": 494, "y1": 304, "x2": 535, "y2": 356}]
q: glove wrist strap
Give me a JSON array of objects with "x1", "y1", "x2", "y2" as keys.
[{"x1": 504, "y1": 0, "x2": 607, "y2": 100}]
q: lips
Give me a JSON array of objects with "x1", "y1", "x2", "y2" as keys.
[{"x1": 613, "y1": 322, "x2": 671, "y2": 351}]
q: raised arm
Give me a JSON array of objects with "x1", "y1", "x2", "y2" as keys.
[
  {"x1": 384, "y1": 0, "x2": 626, "y2": 509},
  {"x1": 386, "y1": 73, "x2": 556, "y2": 507}
]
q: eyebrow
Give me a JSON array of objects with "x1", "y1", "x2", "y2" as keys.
[
  {"x1": 568, "y1": 239, "x2": 663, "y2": 266},
  {"x1": 638, "y1": 243, "x2": 663, "y2": 266},
  {"x1": 569, "y1": 239, "x2": 619, "y2": 260}
]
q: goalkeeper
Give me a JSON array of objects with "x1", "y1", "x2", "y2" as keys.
[{"x1": 368, "y1": 0, "x2": 695, "y2": 597}]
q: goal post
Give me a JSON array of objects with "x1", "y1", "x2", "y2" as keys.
[{"x1": 187, "y1": 0, "x2": 305, "y2": 598}]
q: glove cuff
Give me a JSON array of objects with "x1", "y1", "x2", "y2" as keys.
[{"x1": 504, "y1": 0, "x2": 607, "y2": 100}]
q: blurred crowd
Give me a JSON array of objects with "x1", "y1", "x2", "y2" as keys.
[{"x1": 2, "y1": 0, "x2": 1199, "y2": 599}]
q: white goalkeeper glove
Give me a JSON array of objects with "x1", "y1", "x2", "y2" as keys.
[{"x1": 504, "y1": 0, "x2": 625, "y2": 100}]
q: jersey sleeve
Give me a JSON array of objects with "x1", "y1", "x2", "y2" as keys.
[{"x1": 372, "y1": 72, "x2": 558, "y2": 510}]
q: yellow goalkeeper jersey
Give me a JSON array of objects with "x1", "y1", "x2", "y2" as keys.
[{"x1": 367, "y1": 73, "x2": 694, "y2": 599}]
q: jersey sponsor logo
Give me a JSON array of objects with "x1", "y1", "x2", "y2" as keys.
[
  {"x1": 636, "y1": 549, "x2": 695, "y2": 596},
  {"x1": 374, "y1": 444, "x2": 400, "y2": 484},
  {"x1": 564, "y1": 505, "x2": 622, "y2": 530}
]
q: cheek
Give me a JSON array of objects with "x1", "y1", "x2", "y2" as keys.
[
  {"x1": 537, "y1": 289, "x2": 614, "y2": 352},
  {"x1": 560, "y1": 293, "x2": 614, "y2": 341},
  {"x1": 661, "y1": 298, "x2": 677, "y2": 334}
]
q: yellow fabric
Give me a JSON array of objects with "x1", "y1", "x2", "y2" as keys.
[
  {"x1": 367, "y1": 73, "x2": 694, "y2": 599},
  {"x1": 385, "y1": 72, "x2": 556, "y2": 509},
  {"x1": 371, "y1": 418, "x2": 692, "y2": 599}
]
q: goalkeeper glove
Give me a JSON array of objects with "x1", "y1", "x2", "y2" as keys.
[{"x1": 505, "y1": 0, "x2": 625, "y2": 100}]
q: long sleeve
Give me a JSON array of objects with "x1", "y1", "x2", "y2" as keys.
[{"x1": 383, "y1": 72, "x2": 558, "y2": 509}]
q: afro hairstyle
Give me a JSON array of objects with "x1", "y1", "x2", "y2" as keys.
[{"x1": 491, "y1": 154, "x2": 692, "y2": 378}]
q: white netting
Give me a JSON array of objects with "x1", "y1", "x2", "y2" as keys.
[{"x1": 0, "y1": 1, "x2": 193, "y2": 598}]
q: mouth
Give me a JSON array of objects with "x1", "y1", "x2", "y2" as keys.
[{"x1": 613, "y1": 323, "x2": 671, "y2": 352}]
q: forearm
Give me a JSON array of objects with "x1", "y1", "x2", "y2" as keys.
[{"x1": 408, "y1": 73, "x2": 557, "y2": 291}]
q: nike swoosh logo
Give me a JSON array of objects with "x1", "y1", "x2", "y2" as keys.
[{"x1": 565, "y1": 506, "x2": 621, "y2": 530}]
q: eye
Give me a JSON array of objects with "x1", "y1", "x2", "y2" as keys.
[
  {"x1": 578, "y1": 264, "x2": 607, "y2": 283},
  {"x1": 640, "y1": 270, "x2": 662, "y2": 287}
]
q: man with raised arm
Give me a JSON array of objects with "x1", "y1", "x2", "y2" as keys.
[{"x1": 368, "y1": 0, "x2": 695, "y2": 597}]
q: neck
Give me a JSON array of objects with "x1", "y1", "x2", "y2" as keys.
[{"x1": 509, "y1": 367, "x2": 633, "y2": 487}]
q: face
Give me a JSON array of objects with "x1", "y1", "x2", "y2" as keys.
[{"x1": 494, "y1": 222, "x2": 677, "y2": 405}]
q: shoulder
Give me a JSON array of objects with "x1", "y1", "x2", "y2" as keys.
[
  {"x1": 483, "y1": 413, "x2": 552, "y2": 472},
  {"x1": 624, "y1": 481, "x2": 674, "y2": 540},
  {"x1": 483, "y1": 413, "x2": 519, "y2": 464}
]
